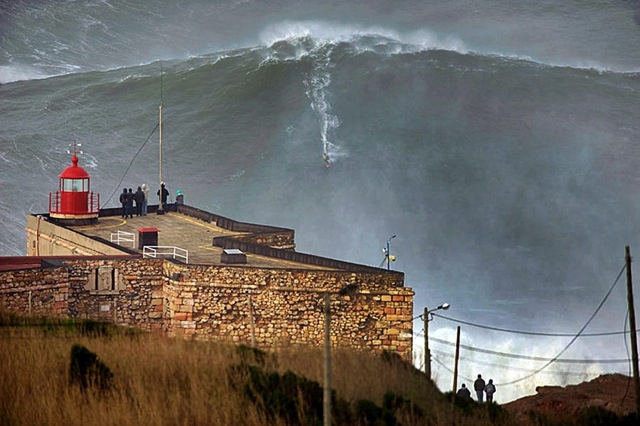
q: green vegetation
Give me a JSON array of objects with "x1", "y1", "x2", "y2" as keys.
[{"x1": 0, "y1": 310, "x2": 631, "y2": 425}]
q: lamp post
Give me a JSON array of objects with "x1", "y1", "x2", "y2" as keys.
[
  {"x1": 423, "y1": 303, "x2": 450, "y2": 381},
  {"x1": 385, "y1": 235, "x2": 396, "y2": 270},
  {"x1": 324, "y1": 283, "x2": 359, "y2": 426}
]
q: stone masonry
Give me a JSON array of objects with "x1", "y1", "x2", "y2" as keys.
[{"x1": 0, "y1": 257, "x2": 414, "y2": 360}]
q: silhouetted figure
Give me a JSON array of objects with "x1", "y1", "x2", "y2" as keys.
[
  {"x1": 119, "y1": 188, "x2": 127, "y2": 218},
  {"x1": 125, "y1": 188, "x2": 134, "y2": 218},
  {"x1": 485, "y1": 379, "x2": 496, "y2": 402},
  {"x1": 474, "y1": 374, "x2": 486, "y2": 403},
  {"x1": 456, "y1": 383, "x2": 471, "y2": 400},
  {"x1": 175, "y1": 188, "x2": 184, "y2": 206},
  {"x1": 157, "y1": 182, "x2": 169, "y2": 211},
  {"x1": 134, "y1": 186, "x2": 144, "y2": 216}
]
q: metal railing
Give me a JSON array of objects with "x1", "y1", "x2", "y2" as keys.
[
  {"x1": 143, "y1": 246, "x2": 188, "y2": 264},
  {"x1": 49, "y1": 191, "x2": 100, "y2": 214},
  {"x1": 110, "y1": 231, "x2": 136, "y2": 248}
]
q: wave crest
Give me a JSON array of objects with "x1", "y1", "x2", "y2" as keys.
[{"x1": 259, "y1": 20, "x2": 469, "y2": 56}]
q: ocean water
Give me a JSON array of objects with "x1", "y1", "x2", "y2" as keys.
[{"x1": 2, "y1": 0, "x2": 640, "y2": 402}]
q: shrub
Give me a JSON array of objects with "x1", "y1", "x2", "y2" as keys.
[
  {"x1": 354, "y1": 399, "x2": 397, "y2": 425},
  {"x1": 68, "y1": 344, "x2": 113, "y2": 392}
]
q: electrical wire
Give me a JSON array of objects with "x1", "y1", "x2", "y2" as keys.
[
  {"x1": 621, "y1": 307, "x2": 632, "y2": 406},
  {"x1": 431, "y1": 349, "x2": 600, "y2": 376},
  {"x1": 428, "y1": 335, "x2": 629, "y2": 363},
  {"x1": 431, "y1": 312, "x2": 637, "y2": 337},
  {"x1": 432, "y1": 354, "x2": 473, "y2": 383},
  {"x1": 423, "y1": 264, "x2": 627, "y2": 386},
  {"x1": 495, "y1": 263, "x2": 626, "y2": 386},
  {"x1": 414, "y1": 329, "x2": 630, "y2": 364},
  {"x1": 103, "y1": 123, "x2": 159, "y2": 207}
]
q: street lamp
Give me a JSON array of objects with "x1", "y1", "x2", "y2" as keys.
[
  {"x1": 380, "y1": 235, "x2": 397, "y2": 270},
  {"x1": 324, "y1": 283, "x2": 359, "y2": 426},
  {"x1": 423, "y1": 303, "x2": 450, "y2": 381}
]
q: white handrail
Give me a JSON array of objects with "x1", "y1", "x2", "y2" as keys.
[
  {"x1": 143, "y1": 245, "x2": 188, "y2": 264},
  {"x1": 110, "y1": 230, "x2": 136, "y2": 248}
]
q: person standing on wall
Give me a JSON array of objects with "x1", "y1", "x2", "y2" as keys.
[
  {"x1": 141, "y1": 183, "x2": 149, "y2": 215},
  {"x1": 474, "y1": 374, "x2": 486, "y2": 403},
  {"x1": 134, "y1": 186, "x2": 144, "y2": 216},
  {"x1": 119, "y1": 188, "x2": 128, "y2": 218},
  {"x1": 175, "y1": 189, "x2": 184, "y2": 206},
  {"x1": 158, "y1": 182, "x2": 169, "y2": 211},
  {"x1": 125, "y1": 188, "x2": 134, "y2": 218}
]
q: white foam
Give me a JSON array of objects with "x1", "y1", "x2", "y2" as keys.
[
  {"x1": 259, "y1": 20, "x2": 468, "y2": 55},
  {"x1": 0, "y1": 65, "x2": 48, "y2": 84},
  {"x1": 257, "y1": 20, "x2": 640, "y2": 74}
]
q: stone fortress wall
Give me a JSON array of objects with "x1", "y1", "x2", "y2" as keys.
[{"x1": 1, "y1": 209, "x2": 414, "y2": 361}]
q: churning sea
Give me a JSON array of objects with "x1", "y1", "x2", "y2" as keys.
[{"x1": 3, "y1": 0, "x2": 640, "y2": 402}]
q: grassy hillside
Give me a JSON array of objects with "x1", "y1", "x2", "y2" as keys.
[{"x1": 0, "y1": 309, "x2": 511, "y2": 425}]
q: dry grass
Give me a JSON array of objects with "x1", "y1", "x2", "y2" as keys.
[{"x1": 0, "y1": 312, "x2": 514, "y2": 426}]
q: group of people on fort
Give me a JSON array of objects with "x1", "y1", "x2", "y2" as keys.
[
  {"x1": 456, "y1": 374, "x2": 496, "y2": 403},
  {"x1": 119, "y1": 182, "x2": 184, "y2": 218}
]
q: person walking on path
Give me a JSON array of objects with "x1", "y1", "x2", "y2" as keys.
[
  {"x1": 119, "y1": 188, "x2": 128, "y2": 218},
  {"x1": 141, "y1": 183, "x2": 149, "y2": 215},
  {"x1": 456, "y1": 384, "x2": 471, "y2": 400},
  {"x1": 134, "y1": 186, "x2": 144, "y2": 216},
  {"x1": 474, "y1": 374, "x2": 486, "y2": 403},
  {"x1": 484, "y1": 379, "x2": 496, "y2": 403}
]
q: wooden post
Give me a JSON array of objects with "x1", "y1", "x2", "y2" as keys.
[
  {"x1": 249, "y1": 294, "x2": 256, "y2": 347},
  {"x1": 424, "y1": 307, "x2": 431, "y2": 380},
  {"x1": 625, "y1": 246, "x2": 640, "y2": 419},
  {"x1": 451, "y1": 326, "x2": 461, "y2": 425},
  {"x1": 452, "y1": 326, "x2": 460, "y2": 394},
  {"x1": 323, "y1": 293, "x2": 332, "y2": 426}
]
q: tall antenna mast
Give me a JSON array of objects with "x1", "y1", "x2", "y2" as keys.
[{"x1": 158, "y1": 63, "x2": 164, "y2": 213}]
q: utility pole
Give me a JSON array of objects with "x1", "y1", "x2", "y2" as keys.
[
  {"x1": 249, "y1": 294, "x2": 256, "y2": 347},
  {"x1": 451, "y1": 326, "x2": 461, "y2": 425},
  {"x1": 452, "y1": 326, "x2": 460, "y2": 395},
  {"x1": 423, "y1": 303, "x2": 450, "y2": 380},
  {"x1": 625, "y1": 246, "x2": 640, "y2": 419},
  {"x1": 323, "y1": 292, "x2": 332, "y2": 426},
  {"x1": 424, "y1": 307, "x2": 430, "y2": 380},
  {"x1": 322, "y1": 285, "x2": 359, "y2": 426}
]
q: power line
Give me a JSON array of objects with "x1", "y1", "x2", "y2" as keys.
[
  {"x1": 414, "y1": 327, "x2": 629, "y2": 364},
  {"x1": 103, "y1": 123, "x2": 159, "y2": 207},
  {"x1": 431, "y1": 349, "x2": 602, "y2": 376},
  {"x1": 497, "y1": 263, "x2": 626, "y2": 386},
  {"x1": 431, "y1": 312, "x2": 635, "y2": 337},
  {"x1": 433, "y1": 355, "x2": 473, "y2": 383},
  {"x1": 422, "y1": 264, "x2": 627, "y2": 386},
  {"x1": 428, "y1": 335, "x2": 629, "y2": 364}
]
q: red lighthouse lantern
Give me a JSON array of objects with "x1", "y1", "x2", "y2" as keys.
[{"x1": 49, "y1": 142, "x2": 100, "y2": 224}]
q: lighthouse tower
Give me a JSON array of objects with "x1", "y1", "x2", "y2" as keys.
[{"x1": 49, "y1": 142, "x2": 100, "y2": 225}]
